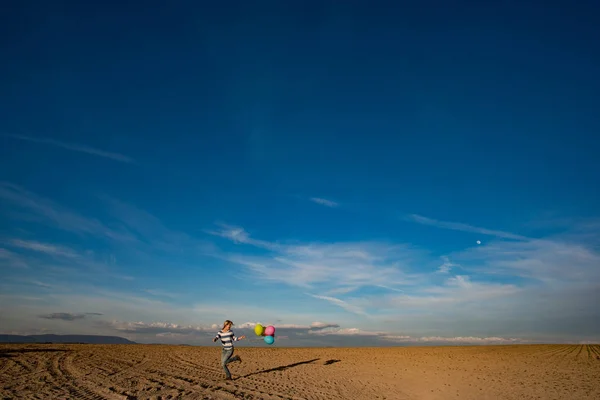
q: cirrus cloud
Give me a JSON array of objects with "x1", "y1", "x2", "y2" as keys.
[{"x1": 309, "y1": 197, "x2": 338, "y2": 208}]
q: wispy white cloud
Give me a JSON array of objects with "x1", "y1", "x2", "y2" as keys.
[
  {"x1": 144, "y1": 289, "x2": 177, "y2": 299},
  {"x1": 375, "y1": 284, "x2": 405, "y2": 293},
  {"x1": 0, "y1": 248, "x2": 13, "y2": 258},
  {"x1": 381, "y1": 335, "x2": 524, "y2": 344},
  {"x1": 305, "y1": 327, "x2": 527, "y2": 345},
  {"x1": 206, "y1": 224, "x2": 250, "y2": 243},
  {"x1": 31, "y1": 280, "x2": 52, "y2": 289},
  {"x1": 405, "y1": 214, "x2": 530, "y2": 241},
  {"x1": 0, "y1": 294, "x2": 45, "y2": 303},
  {"x1": 307, "y1": 294, "x2": 368, "y2": 316},
  {"x1": 325, "y1": 286, "x2": 360, "y2": 295},
  {"x1": 450, "y1": 238, "x2": 600, "y2": 283},
  {"x1": 437, "y1": 256, "x2": 458, "y2": 273},
  {"x1": 99, "y1": 195, "x2": 193, "y2": 252},
  {"x1": 0, "y1": 237, "x2": 138, "y2": 290},
  {"x1": 0, "y1": 184, "x2": 210, "y2": 275},
  {"x1": 101, "y1": 320, "x2": 215, "y2": 335},
  {"x1": 0, "y1": 183, "x2": 137, "y2": 243},
  {"x1": 204, "y1": 223, "x2": 278, "y2": 250},
  {"x1": 207, "y1": 224, "x2": 422, "y2": 292},
  {"x1": 309, "y1": 321, "x2": 340, "y2": 330},
  {"x1": 308, "y1": 327, "x2": 383, "y2": 336},
  {"x1": 7, "y1": 239, "x2": 80, "y2": 259},
  {"x1": 381, "y1": 277, "x2": 521, "y2": 310},
  {"x1": 309, "y1": 197, "x2": 338, "y2": 208},
  {"x1": 4, "y1": 133, "x2": 134, "y2": 164},
  {"x1": 0, "y1": 248, "x2": 29, "y2": 268}
]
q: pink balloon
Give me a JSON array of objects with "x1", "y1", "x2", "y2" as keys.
[{"x1": 264, "y1": 325, "x2": 275, "y2": 336}]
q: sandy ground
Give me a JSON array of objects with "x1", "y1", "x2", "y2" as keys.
[{"x1": 1, "y1": 344, "x2": 599, "y2": 400}]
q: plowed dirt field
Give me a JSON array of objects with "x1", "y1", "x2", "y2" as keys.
[{"x1": 1, "y1": 344, "x2": 599, "y2": 399}]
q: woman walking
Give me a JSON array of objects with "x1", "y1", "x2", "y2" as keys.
[{"x1": 213, "y1": 320, "x2": 246, "y2": 380}]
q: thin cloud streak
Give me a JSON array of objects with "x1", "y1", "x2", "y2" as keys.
[
  {"x1": 307, "y1": 293, "x2": 368, "y2": 316},
  {"x1": 0, "y1": 248, "x2": 29, "y2": 268},
  {"x1": 450, "y1": 238, "x2": 600, "y2": 283},
  {"x1": 5, "y1": 134, "x2": 135, "y2": 163},
  {"x1": 376, "y1": 284, "x2": 405, "y2": 293},
  {"x1": 0, "y1": 183, "x2": 138, "y2": 243},
  {"x1": 405, "y1": 214, "x2": 530, "y2": 241},
  {"x1": 381, "y1": 335, "x2": 524, "y2": 344},
  {"x1": 0, "y1": 237, "x2": 138, "y2": 288},
  {"x1": 203, "y1": 223, "x2": 279, "y2": 251},
  {"x1": 309, "y1": 197, "x2": 338, "y2": 208},
  {"x1": 99, "y1": 194, "x2": 193, "y2": 252},
  {"x1": 7, "y1": 239, "x2": 80, "y2": 259}
]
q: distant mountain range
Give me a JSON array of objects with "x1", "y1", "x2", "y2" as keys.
[{"x1": 0, "y1": 334, "x2": 136, "y2": 344}]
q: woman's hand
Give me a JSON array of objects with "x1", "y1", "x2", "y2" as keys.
[
  {"x1": 213, "y1": 337, "x2": 218, "y2": 342},
  {"x1": 239, "y1": 335, "x2": 246, "y2": 340}
]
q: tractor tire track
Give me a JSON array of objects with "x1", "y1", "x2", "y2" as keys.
[
  {"x1": 0, "y1": 358, "x2": 26, "y2": 377},
  {"x1": 104, "y1": 355, "x2": 152, "y2": 382},
  {"x1": 0, "y1": 358, "x2": 27, "y2": 395},
  {"x1": 170, "y1": 352, "x2": 333, "y2": 400},
  {"x1": 590, "y1": 345, "x2": 600, "y2": 360},
  {"x1": 167, "y1": 353, "x2": 301, "y2": 399},
  {"x1": 79, "y1": 353, "x2": 129, "y2": 378},
  {"x1": 575, "y1": 345, "x2": 585, "y2": 360},
  {"x1": 545, "y1": 345, "x2": 575, "y2": 362},
  {"x1": 63, "y1": 350, "x2": 130, "y2": 399},
  {"x1": 532, "y1": 345, "x2": 559, "y2": 358},
  {"x1": 541, "y1": 346, "x2": 568, "y2": 362},
  {"x1": 562, "y1": 345, "x2": 579, "y2": 358},
  {"x1": 95, "y1": 352, "x2": 219, "y2": 400},
  {"x1": 169, "y1": 355, "x2": 286, "y2": 399},
  {"x1": 543, "y1": 345, "x2": 570, "y2": 357},
  {"x1": 3, "y1": 351, "x2": 58, "y2": 381},
  {"x1": 145, "y1": 363, "x2": 280, "y2": 400},
  {"x1": 0, "y1": 358, "x2": 9, "y2": 378},
  {"x1": 46, "y1": 350, "x2": 124, "y2": 400}
]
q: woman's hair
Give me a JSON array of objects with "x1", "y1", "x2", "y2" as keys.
[{"x1": 223, "y1": 320, "x2": 233, "y2": 329}]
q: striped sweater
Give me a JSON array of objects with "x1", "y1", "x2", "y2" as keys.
[{"x1": 214, "y1": 330, "x2": 239, "y2": 349}]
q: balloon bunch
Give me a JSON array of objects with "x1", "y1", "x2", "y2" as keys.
[{"x1": 254, "y1": 323, "x2": 276, "y2": 345}]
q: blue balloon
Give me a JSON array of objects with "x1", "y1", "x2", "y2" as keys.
[{"x1": 264, "y1": 335, "x2": 274, "y2": 345}]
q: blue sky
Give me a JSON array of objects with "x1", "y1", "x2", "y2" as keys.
[{"x1": 1, "y1": 1, "x2": 599, "y2": 346}]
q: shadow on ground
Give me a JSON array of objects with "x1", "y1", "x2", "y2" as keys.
[
  {"x1": 242, "y1": 358, "x2": 321, "y2": 378},
  {"x1": 0, "y1": 348, "x2": 71, "y2": 358},
  {"x1": 324, "y1": 359, "x2": 341, "y2": 365}
]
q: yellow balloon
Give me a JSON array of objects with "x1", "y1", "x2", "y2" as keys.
[{"x1": 254, "y1": 324, "x2": 264, "y2": 336}]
